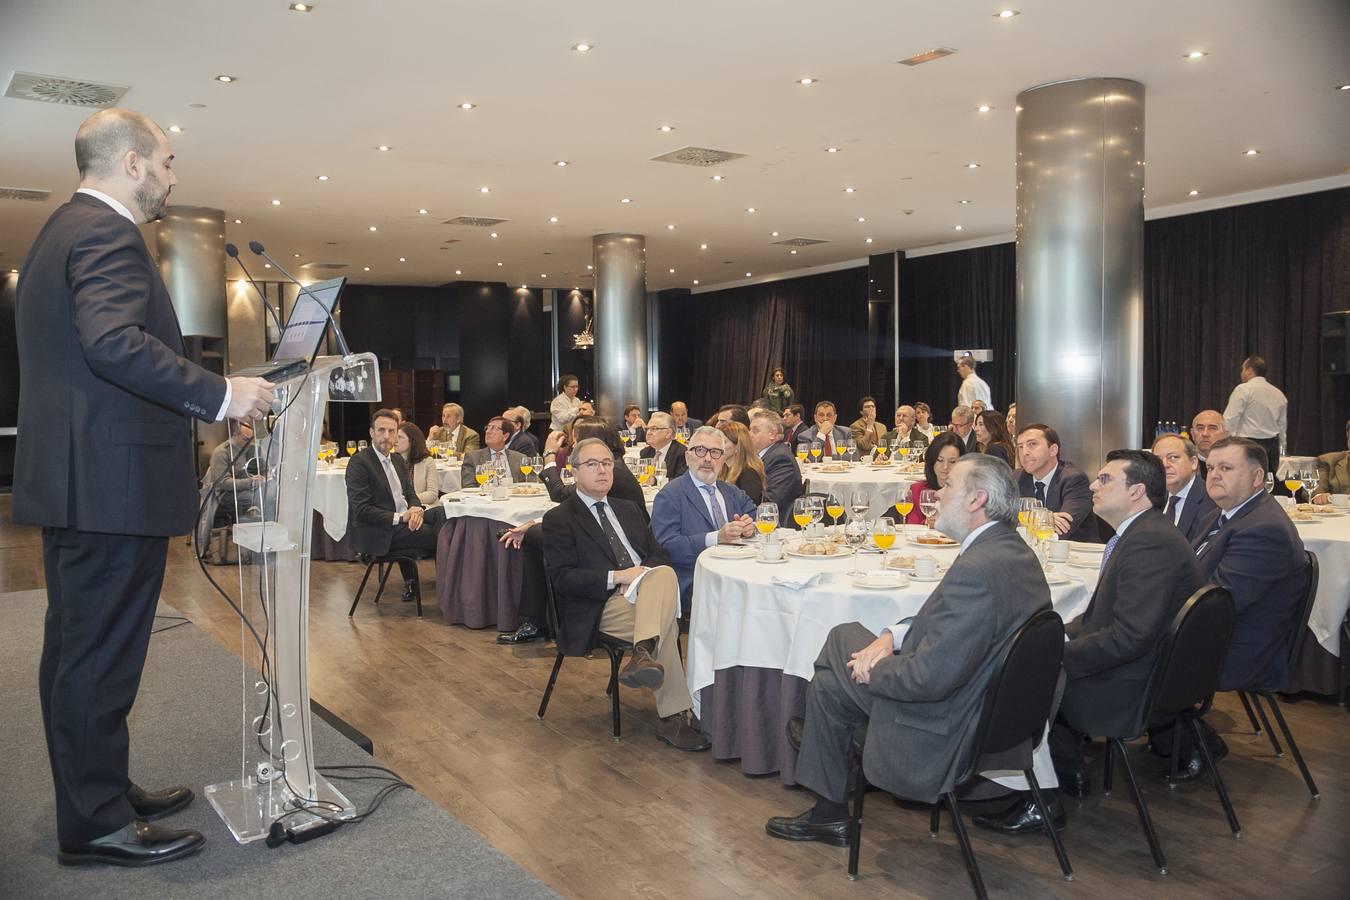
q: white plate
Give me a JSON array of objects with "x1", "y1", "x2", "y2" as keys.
[
  {"x1": 785, "y1": 547, "x2": 849, "y2": 560},
  {"x1": 1069, "y1": 541, "x2": 1104, "y2": 553},
  {"x1": 1043, "y1": 570, "x2": 1073, "y2": 585},
  {"x1": 1066, "y1": 558, "x2": 1099, "y2": 570},
  {"x1": 851, "y1": 574, "x2": 909, "y2": 590},
  {"x1": 1291, "y1": 518, "x2": 1322, "y2": 527},
  {"x1": 709, "y1": 545, "x2": 757, "y2": 559},
  {"x1": 908, "y1": 571, "x2": 945, "y2": 583},
  {"x1": 754, "y1": 556, "x2": 790, "y2": 565},
  {"x1": 906, "y1": 536, "x2": 960, "y2": 550}
]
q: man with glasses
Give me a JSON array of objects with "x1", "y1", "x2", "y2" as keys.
[
  {"x1": 461, "y1": 416, "x2": 529, "y2": 485},
  {"x1": 651, "y1": 426, "x2": 758, "y2": 602},
  {"x1": 542, "y1": 438, "x2": 709, "y2": 750},
  {"x1": 639, "y1": 412, "x2": 687, "y2": 480}
]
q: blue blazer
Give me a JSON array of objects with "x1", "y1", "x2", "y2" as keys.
[{"x1": 651, "y1": 473, "x2": 757, "y2": 600}]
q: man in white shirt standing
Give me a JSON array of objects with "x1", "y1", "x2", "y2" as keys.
[
  {"x1": 956, "y1": 355, "x2": 993, "y2": 413},
  {"x1": 1222, "y1": 356, "x2": 1288, "y2": 478}
]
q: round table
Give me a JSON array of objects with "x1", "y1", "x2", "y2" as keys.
[
  {"x1": 686, "y1": 528, "x2": 1098, "y2": 784},
  {"x1": 800, "y1": 461, "x2": 923, "y2": 521},
  {"x1": 311, "y1": 461, "x2": 462, "y2": 554},
  {"x1": 1286, "y1": 511, "x2": 1350, "y2": 694}
]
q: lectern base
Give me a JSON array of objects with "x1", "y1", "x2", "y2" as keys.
[{"x1": 205, "y1": 773, "x2": 356, "y2": 844}]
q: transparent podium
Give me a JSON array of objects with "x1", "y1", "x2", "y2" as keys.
[{"x1": 205, "y1": 352, "x2": 380, "y2": 843}]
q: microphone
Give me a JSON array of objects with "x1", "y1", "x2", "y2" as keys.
[
  {"x1": 248, "y1": 241, "x2": 352, "y2": 358},
  {"x1": 225, "y1": 243, "x2": 284, "y2": 335}
]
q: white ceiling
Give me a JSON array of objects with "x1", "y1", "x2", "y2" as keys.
[{"x1": 1, "y1": 0, "x2": 1347, "y2": 290}]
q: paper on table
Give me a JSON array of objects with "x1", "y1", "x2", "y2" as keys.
[{"x1": 771, "y1": 572, "x2": 829, "y2": 590}]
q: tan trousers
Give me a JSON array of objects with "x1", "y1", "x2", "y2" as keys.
[{"x1": 597, "y1": 565, "x2": 691, "y2": 718}]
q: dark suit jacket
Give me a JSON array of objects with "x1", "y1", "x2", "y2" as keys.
[
  {"x1": 1192, "y1": 492, "x2": 1308, "y2": 691},
  {"x1": 13, "y1": 193, "x2": 227, "y2": 536},
  {"x1": 346, "y1": 448, "x2": 422, "y2": 556},
  {"x1": 1018, "y1": 462, "x2": 1098, "y2": 542},
  {"x1": 461, "y1": 447, "x2": 529, "y2": 485},
  {"x1": 784, "y1": 421, "x2": 811, "y2": 447},
  {"x1": 676, "y1": 417, "x2": 704, "y2": 432},
  {"x1": 1060, "y1": 510, "x2": 1203, "y2": 736},
  {"x1": 1172, "y1": 477, "x2": 1218, "y2": 544},
  {"x1": 542, "y1": 494, "x2": 672, "y2": 656},
  {"x1": 639, "y1": 443, "x2": 688, "y2": 480},
  {"x1": 732, "y1": 469, "x2": 764, "y2": 504},
  {"x1": 882, "y1": 426, "x2": 931, "y2": 448},
  {"x1": 1317, "y1": 450, "x2": 1350, "y2": 496},
  {"x1": 650, "y1": 473, "x2": 757, "y2": 598},
  {"x1": 759, "y1": 442, "x2": 803, "y2": 520},
  {"x1": 963, "y1": 430, "x2": 980, "y2": 454},
  {"x1": 859, "y1": 523, "x2": 1051, "y2": 803},
  {"x1": 541, "y1": 458, "x2": 649, "y2": 521},
  {"x1": 506, "y1": 429, "x2": 541, "y2": 457}
]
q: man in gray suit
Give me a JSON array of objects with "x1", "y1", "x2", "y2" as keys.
[
  {"x1": 766, "y1": 454, "x2": 1050, "y2": 845},
  {"x1": 460, "y1": 416, "x2": 529, "y2": 485}
]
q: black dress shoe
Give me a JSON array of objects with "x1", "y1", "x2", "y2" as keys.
[
  {"x1": 786, "y1": 716, "x2": 805, "y2": 752},
  {"x1": 127, "y1": 783, "x2": 194, "y2": 821},
  {"x1": 1166, "y1": 740, "x2": 1230, "y2": 783},
  {"x1": 765, "y1": 809, "x2": 849, "y2": 846},
  {"x1": 59, "y1": 820, "x2": 205, "y2": 867},
  {"x1": 1060, "y1": 768, "x2": 1091, "y2": 799},
  {"x1": 496, "y1": 621, "x2": 540, "y2": 644},
  {"x1": 972, "y1": 796, "x2": 1067, "y2": 835}
]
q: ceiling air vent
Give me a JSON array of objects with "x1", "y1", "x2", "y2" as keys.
[
  {"x1": 897, "y1": 47, "x2": 957, "y2": 66},
  {"x1": 0, "y1": 187, "x2": 52, "y2": 202},
  {"x1": 442, "y1": 216, "x2": 509, "y2": 227},
  {"x1": 650, "y1": 146, "x2": 747, "y2": 167},
  {"x1": 299, "y1": 261, "x2": 349, "y2": 271},
  {"x1": 773, "y1": 237, "x2": 829, "y2": 247},
  {"x1": 5, "y1": 71, "x2": 129, "y2": 108}
]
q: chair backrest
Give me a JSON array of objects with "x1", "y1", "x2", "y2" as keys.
[
  {"x1": 1140, "y1": 585, "x2": 1235, "y2": 728},
  {"x1": 1286, "y1": 550, "x2": 1319, "y2": 670},
  {"x1": 962, "y1": 608, "x2": 1065, "y2": 774}
]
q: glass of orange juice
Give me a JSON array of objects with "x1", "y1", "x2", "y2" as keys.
[
  {"x1": 791, "y1": 497, "x2": 813, "y2": 530},
  {"x1": 872, "y1": 518, "x2": 896, "y2": 567}
]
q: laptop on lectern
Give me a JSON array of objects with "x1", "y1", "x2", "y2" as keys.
[{"x1": 231, "y1": 276, "x2": 346, "y2": 382}]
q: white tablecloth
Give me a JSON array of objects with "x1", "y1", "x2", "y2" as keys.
[
  {"x1": 1293, "y1": 514, "x2": 1350, "y2": 655},
  {"x1": 440, "y1": 489, "x2": 557, "y2": 527},
  {"x1": 311, "y1": 461, "x2": 463, "y2": 541},
  {"x1": 801, "y1": 462, "x2": 923, "y2": 521}
]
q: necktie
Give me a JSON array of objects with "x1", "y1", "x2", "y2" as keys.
[
  {"x1": 1034, "y1": 481, "x2": 1046, "y2": 503},
  {"x1": 381, "y1": 454, "x2": 408, "y2": 515},
  {"x1": 593, "y1": 502, "x2": 635, "y2": 568},
  {"x1": 1100, "y1": 533, "x2": 1120, "y2": 571},
  {"x1": 1195, "y1": 515, "x2": 1225, "y2": 556},
  {"x1": 1165, "y1": 494, "x2": 1180, "y2": 521},
  {"x1": 702, "y1": 483, "x2": 727, "y2": 528},
  {"x1": 493, "y1": 451, "x2": 511, "y2": 482}
]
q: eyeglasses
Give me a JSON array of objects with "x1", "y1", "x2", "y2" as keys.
[
  {"x1": 646, "y1": 425, "x2": 671, "y2": 433},
  {"x1": 575, "y1": 458, "x2": 615, "y2": 471},
  {"x1": 688, "y1": 445, "x2": 725, "y2": 460}
]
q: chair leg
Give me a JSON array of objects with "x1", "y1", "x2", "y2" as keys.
[
  {"x1": 373, "y1": 561, "x2": 395, "y2": 605},
  {"x1": 536, "y1": 654, "x2": 565, "y2": 720},
  {"x1": 945, "y1": 793, "x2": 988, "y2": 900},
  {"x1": 846, "y1": 757, "x2": 867, "y2": 880},
  {"x1": 1257, "y1": 692, "x2": 1320, "y2": 800},
  {"x1": 1188, "y1": 718, "x2": 1241, "y2": 837},
  {"x1": 606, "y1": 650, "x2": 624, "y2": 698},
  {"x1": 1112, "y1": 738, "x2": 1168, "y2": 875},
  {"x1": 412, "y1": 571, "x2": 423, "y2": 618},
  {"x1": 348, "y1": 561, "x2": 378, "y2": 617},
  {"x1": 607, "y1": 650, "x2": 622, "y2": 741},
  {"x1": 1102, "y1": 739, "x2": 1115, "y2": 796},
  {"x1": 1237, "y1": 691, "x2": 1264, "y2": 735},
  {"x1": 929, "y1": 803, "x2": 941, "y2": 837},
  {"x1": 1250, "y1": 694, "x2": 1284, "y2": 758},
  {"x1": 1026, "y1": 768, "x2": 1073, "y2": 881},
  {"x1": 1167, "y1": 717, "x2": 1183, "y2": 789}
]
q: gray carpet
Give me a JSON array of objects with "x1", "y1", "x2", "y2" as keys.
[{"x1": 0, "y1": 589, "x2": 557, "y2": 899}]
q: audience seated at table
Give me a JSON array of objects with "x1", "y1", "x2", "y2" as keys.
[
  {"x1": 622, "y1": 404, "x2": 647, "y2": 443},
  {"x1": 891, "y1": 431, "x2": 965, "y2": 527},
  {"x1": 346, "y1": 408, "x2": 447, "y2": 600},
  {"x1": 670, "y1": 400, "x2": 702, "y2": 433},
  {"x1": 651, "y1": 426, "x2": 757, "y2": 602},
  {"x1": 977, "y1": 450, "x2": 1202, "y2": 837},
  {"x1": 639, "y1": 412, "x2": 687, "y2": 480},
  {"x1": 502, "y1": 407, "x2": 541, "y2": 457},
  {"x1": 883, "y1": 404, "x2": 931, "y2": 451},
  {"x1": 717, "y1": 421, "x2": 767, "y2": 505},
  {"x1": 397, "y1": 422, "x2": 440, "y2": 506},
  {"x1": 1190, "y1": 408, "x2": 1229, "y2": 480},
  {"x1": 749, "y1": 409, "x2": 803, "y2": 521},
  {"x1": 782, "y1": 403, "x2": 809, "y2": 447},
  {"x1": 461, "y1": 417, "x2": 529, "y2": 486},
  {"x1": 542, "y1": 437, "x2": 709, "y2": 750},
  {"x1": 549, "y1": 374, "x2": 583, "y2": 434},
  {"x1": 1152, "y1": 433, "x2": 1216, "y2": 542},
  {"x1": 427, "y1": 402, "x2": 480, "y2": 455},
  {"x1": 203, "y1": 419, "x2": 262, "y2": 521},
  {"x1": 540, "y1": 418, "x2": 648, "y2": 512},
  {"x1": 1015, "y1": 423, "x2": 1098, "y2": 542},
  {"x1": 949, "y1": 404, "x2": 978, "y2": 453},
  {"x1": 974, "y1": 409, "x2": 1016, "y2": 465},
  {"x1": 848, "y1": 396, "x2": 887, "y2": 456},
  {"x1": 798, "y1": 401, "x2": 851, "y2": 456},
  {"x1": 1313, "y1": 418, "x2": 1350, "y2": 503},
  {"x1": 764, "y1": 454, "x2": 1050, "y2": 846},
  {"x1": 708, "y1": 404, "x2": 751, "y2": 429}
]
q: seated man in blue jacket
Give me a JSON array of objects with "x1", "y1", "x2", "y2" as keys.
[{"x1": 651, "y1": 426, "x2": 758, "y2": 605}]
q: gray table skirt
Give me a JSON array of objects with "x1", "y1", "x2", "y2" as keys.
[
  {"x1": 435, "y1": 516, "x2": 522, "y2": 630},
  {"x1": 312, "y1": 512, "x2": 356, "y2": 561},
  {"x1": 1287, "y1": 632, "x2": 1344, "y2": 698},
  {"x1": 699, "y1": 667, "x2": 810, "y2": 785}
]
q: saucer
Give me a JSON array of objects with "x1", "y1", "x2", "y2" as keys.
[
  {"x1": 908, "y1": 571, "x2": 944, "y2": 582},
  {"x1": 754, "y1": 556, "x2": 789, "y2": 565},
  {"x1": 851, "y1": 574, "x2": 908, "y2": 590}
]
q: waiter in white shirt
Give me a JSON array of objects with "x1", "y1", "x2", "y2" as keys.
[
  {"x1": 956, "y1": 355, "x2": 993, "y2": 412},
  {"x1": 1222, "y1": 356, "x2": 1288, "y2": 478}
]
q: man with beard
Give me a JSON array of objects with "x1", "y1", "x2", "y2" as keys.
[{"x1": 14, "y1": 108, "x2": 275, "y2": 866}]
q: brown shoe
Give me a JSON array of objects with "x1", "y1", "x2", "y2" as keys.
[
  {"x1": 619, "y1": 645, "x2": 664, "y2": 690},
  {"x1": 656, "y1": 711, "x2": 711, "y2": 751}
]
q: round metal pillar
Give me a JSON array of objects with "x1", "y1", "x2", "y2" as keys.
[
  {"x1": 152, "y1": 206, "x2": 227, "y2": 338},
  {"x1": 1015, "y1": 78, "x2": 1144, "y2": 467},
  {"x1": 592, "y1": 233, "x2": 648, "y2": 420}
]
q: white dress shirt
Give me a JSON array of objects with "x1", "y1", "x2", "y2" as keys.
[
  {"x1": 884, "y1": 520, "x2": 998, "y2": 649},
  {"x1": 377, "y1": 449, "x2": 409, "y2": 524},
  {"x1": 1169, "y1": 475, "x2": 1197, "y2": 525},
  {"x1": 576, "y1": 487, "x2": 644, "y2": 589},
  {"x1": 78, "y1": 188, "x2": 233, "y2": 421},
  {"x1": 1030, "y1": 463, "x2": 1059, "y2": 501},
  {"x1": 1223, "y1": 376, "x2": 1288, "y2": 442},
  {"x1": 958, "y1": 372, "x2": 993, "y2": 410},
  {"x1": 696, "y1": 477, "x2": 731, "y2": 548}
]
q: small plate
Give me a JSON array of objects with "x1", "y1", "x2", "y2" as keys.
[
  {"x1": 1066, "y1": 558, "x2": 1099, "y2": 569},
  {"x1": 908, "y1": 571, "x2": 945, "y2": 583},
  {"x1": 1069, "y1": 541, "x2": 1104, "y2": 553},
  {"x1": 754, "y1": 556, "x2": 790, "y2": 565},
  {"x1": 851, "y1": 573, "x2": 908, "y2": 590},
  {"x1": 906, "y1": 536, "x2": 959, "y2": 549},
  {"x1": 785, "y1": 547, "x2": 849, "y2": 560},
  {"x1": 709, "y1": 545, "x2": 757, "y2": 559}
]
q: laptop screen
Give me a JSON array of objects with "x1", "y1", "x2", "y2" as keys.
[{"x1": 271, "y1": 276, "x2": 345, "y2": 364}]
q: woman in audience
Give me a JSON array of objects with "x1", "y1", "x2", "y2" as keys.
[
  {"x1": 717, "y1": 421, "x2": 766, "y2": 504},
  {"x1": 396, "y1": 422, "x2": 440, "y2": 506},
  {"x1": 974, "y1": 409, "x2": 1016, "y2": 465},
  {"x1": 549, "y1": 374, "x2": 583, "y2": 433},
  {"x1": 913, "y1": 402, "x2": 939, "y2": 440},
  {"x1": 761, "y1": 366, "x2": 794, "y2": 414},
  {"x1": 891, "y1": 431, "x2": 965, "y2": 526}
]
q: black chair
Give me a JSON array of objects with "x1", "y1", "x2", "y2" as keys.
[
  {"x1": 1100, "y1": 585, "x2": 1239, "y2": 875},
  {"x1": 844, "y1": 609, "x2": 1073, "y2": 897},
  {"x1": 1232, "y1": 550, "x2": 1320, "y2": 799},
  {"x1": 535, "y1": 575, "x2": 634, "y2": 740},
  {"x1": 347, "y1": 548, "x2": 432, "y2": 618},
  {"x1": 1340, "y1": 605, "x2": 1350, "y2": 708}
]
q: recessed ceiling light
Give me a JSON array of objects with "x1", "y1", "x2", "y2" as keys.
[
  {"x1": 668, "y1": 268, "x2": 675, "y2": 274},
  {"x1": 959, "y1": 199, "x2": 972, "y2": 204},
  {"x1": 264, "y1": 264, "x2": 271, "y2": 268},
  {"x1": 233, "y1": 218, "x2": 242, "y2": 224},
  {"x1": 214, "y1": 74, "x2": 236, "y2": 83},
  {"x1": 377, "y1": 145, "x2": 391, "y2": 152},
  {"x1": 996, "y1": 9, "x2": 1019, "y2": 18},
  {"x1": 692, "y1": 280, "x2": 699, "y2": 285},
  {"x1": 571, "y1": 43, "x2": 593, "y2": 52},
  {"x1": 363, "y1": 266, "x2": 370, "y2": 271},
  {"x1": 796, "y1": 77, "x2": 817, "y2": 86},
  {"x1": 826, "y1": 146, "x2": 840, "y2": 153},
  {"x1": 271, "y1": 199, "x2": 281, "y2": 206},
  {"x1": 620, "y1": 197, "x2": 632, "y2": 204},
  {"x1": 976, "y1": 105, "x2": 993, "y2": 113},
  {"x1": 541, "y1": 273, "x2": 547, "y2": 278},
  {"x1": 954, "y1": 225, "x2": 963, "y2": 231},
  {"x1": 368, "y1": 225, "x2": 377, "y2": 231},
  {"x1": 658, "y1": 124, "x2": 675, "y2": 132},
  {"x1": 865, "y1": 238, "x2": 874, "y2": 243},
  {"x1": 1339, "y1": 84, "x2": 1350, "y2": 91},
  {"x1": 399, "y1": 257, "x2": 407, "y2": 262},
  {"x1": 771, "y1": 231, "x2": 780, "y2": 237},
  {"x1": 711, "y1": 174, "x2": 723, "y2": 181},
  {"x1": 418, "y1": 208, "x2": 428, "y2": 215},
  {"x1": 289, "y1": 2, "x2": 313, "y2": 11},
  {"x1": 746, "y1": 207, "x2": 756, "y2": 213},
  {"x1": 1184, "y1": 51, "x2": 1208, "y2": 60},
  {"x1": 316, "y1": 174, "x2": 329, "y2": 181},
  {"x1": 497, "y1": 261, "x2": 504, "y2": 266},
  {"x1": 455, "y1": 269, "x2": 463, "y2": 275},
  {"x1": 667, "y1": 224, "x2": 676, "y2": 230},
  {"x1": 745, "y1": 272, "x2": 752, "y2": 277},
  {"x1": 1244, "y1": 148, "x2": 1260, "y2": 156},
  {"x1": 587, "y1": 264, "x2": 593, "y2": 269},
  {"x1": 790, "y1": 249, "x2": 798, "y2": 255},
  {"x1": 844, "y1": 187, "x2": 856, "y2": 193},
  {"x1": 459, "y1": 102, "x2": 476, "y2": 110},
  {"x1": 293, "y1": 253, "x2": 301, "y2": 258},
  {"x1": 555, "y1": 160, "x2": 569, "y2": 167},
  {"x1": 549, "y1": 216, "x2": 559, "y2": 223},
  {"x1": 857, "y1": 217, "x2": 866, "y2": 222},
  {"x1": 700, "y1": 243, "x2": 708, "y2": 250},
  {"x1": 1188, "y1": 189, "x2": 1200, "y2": 196},
  {"x1": 167, "y1": 124, "x2": 183, "y2": 133},
  {"x1": 490, "y1": 232, "x2": 498, "y2": 238},
  {"x1": 966, "y1": 162, "x2": 981, "y2": 168}
]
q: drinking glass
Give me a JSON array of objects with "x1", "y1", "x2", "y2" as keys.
[
  {"x1": 1283, "y1": 463, "x2": 1304, "y2": 495},
  {"x1": 676, "y1": 427, "x2": 690, "y2": 445},
  {"x1": 844, "y1": 438, "x2": 857, "y2": 461},
  {"x1": 849, "y1": 489, "x2": 870, "y2": 524},
  {"x1": 1302, "y1": 464, "x2": 1319, "y2": 500},
  {"x1": 807, "y1": 495, "x2": 825, "y2": 528},
  {"x1": 756, "y1": 502, "x2": 779, "y2": 544},
  {"x1": 358, "y1": 440, "x2": 368, "y2": 452},
  {"x1": 894, "y1": 492, "x2": 915, "y2": 531},
  {"x1": 919, "y1": 489, "x2": 939, "y2": 528},
  {"x1": 810, "y1": 440, "x2": 823, "y2": 463},
  {"x1": 897, "y1": 440, "x2": 912, "y2": 462},
  {"x1": 520, "y1": 455, "x2": 536, "y2": 480},
  {"x1": 825, "y1": 492, "x2": 845, "y2": 527},
  {"x1": 1031, "y1": 508, "x2": 1057, "y2": 562},
  {"x1": 845, "y1": 519, "x2": 868, "y2": 574},
  {"x1": 796, "y1": 442, "x2": 810, "y2": 463},
  {"x1": 872, "y1": 518, "x2": 896, "y2": 568},
  {"x1": 833, "y1": 440, "x2": 847, "y2": 461},
  {"x1": 346, "y1": 440, "x2": 356, "y2": 457},
  {"x1": 474, "y1": 462, "x2": 493, "y2": 488},
  {"x1": 561, "y1": 463, "x2": 575, "y2": 486},
  {"x1": 1018, "y1": 497, "x2": 1042, "y2": 529},
  {"x1": 1264, "y1": 472, "x2": 1275, "y2": 494},
  {"x1": 791, "y1": 497, "x2": 813, "y2": 530}
]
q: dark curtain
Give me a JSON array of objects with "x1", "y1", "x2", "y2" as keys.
[
  {"x1": 1144, "y1": 187, "x2": 1350, "y2": 453},
  {"x1": 897, "y1": 243, "x2": 1016, "y2": 415},
  {"x1": 657, "y1": 267, "x2": 870, "y2": 420}
]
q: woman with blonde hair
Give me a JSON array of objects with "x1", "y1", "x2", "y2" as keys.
[{"x1": 717, "y1": 420, "x2": 766, "y2": 504}]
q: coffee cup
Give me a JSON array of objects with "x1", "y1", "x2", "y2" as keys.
[
  {"x1": 914, "y1": 556, "x2": 938, "y2": 578},
  {"x1": 1048, "y1": 540, "x2": 1070, "y2": 562},
  {"x1": 760, "y1": 541, "x2": 783, "y2": 561},
  {"x1": 1276, "y1": 495, "x2": 1295, "y2": 510},
  {"x1": 490, "y1": 483, "x2": 509, "y2": 501},
  {"x1": 1331, "y1": 494, "x2": 1349, "y2": 509}
]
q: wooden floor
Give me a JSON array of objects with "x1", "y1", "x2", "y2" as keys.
[{"x1": 4, "y1": 494, "x2": 1349, "y2": 899}]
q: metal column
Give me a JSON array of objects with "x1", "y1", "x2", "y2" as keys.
[{"x1": 592, "y1": 233, "x2": 648, "y2": 420}]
